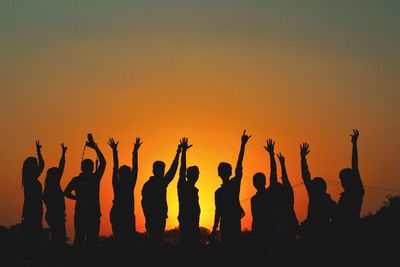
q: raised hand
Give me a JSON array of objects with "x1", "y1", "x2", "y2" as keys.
[
  {"x1": 277, "y1": 152, "x2": 285, "y2": 164},
  {"x1": 133, "y1": 137, "x2": 142, "y2": 151},
  {"x1": 300, "y1": 143, "x2": 310, "y2": 158},
  {"x1": 179, "y1": 137, "x2": 193, "y2": 151},
  {"x1": 241, "y1": 130, "x2": 252, "y2": 144},
  {"x1": 61, "y1": 143, "x2": 67, "y2": 153},
  {"x1": 264, "y1": 139, "x2": 275, "y2": 154},
  {"x1": 107, "y1": 138, "x2": 119, "y2": 151},
  {"x1": 351, "y1": 129, "x2": 359, "y2": 144},
  {"x1": 86, "y1": 133, "x2": 97, "y2": 149},
  {"x1": 35, "y1": 140, "x2": 42, "y2": 151}
]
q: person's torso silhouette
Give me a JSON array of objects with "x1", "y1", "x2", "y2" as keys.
[
  {"x1": 43, "y1": 144, "x2": 67, "y2": 245},
  {"x1": 177, "y1": 138, "x2": 200, "y2": 245},
  {"x1": 64, "y1": 134, "x2": 106, "y2": 248},
  {"x1": 212, "y1": 130, "x2": 251, "y2": 245},
  {"x1": 141, "y1": 143, "x2": 181, "y2": 244},
  {"x1": 108, "y1": 138, "x2": 141, "y2": 242}
]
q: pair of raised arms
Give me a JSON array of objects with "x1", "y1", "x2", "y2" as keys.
[
  {"x1": 300, "y1": 129, "x2": 359, "y2": 158},
  {"x1": 107, "y1": 137, "x2": 142, "y2": 152}
]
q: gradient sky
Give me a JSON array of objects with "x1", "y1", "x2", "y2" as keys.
[{"x1": 1, "y1": 1, "x2": 400, "y2": 239}]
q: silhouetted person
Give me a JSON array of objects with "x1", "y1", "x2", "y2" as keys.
[
  {"x1": 177, "y1": 138, "x2": 200, "y2": 246},
  {"x1": 251, "y1": 140, "x2": 298, "y2": 251},
  {"x1": 64, "y1": 134, "x2": 106, "y2": 248},
  {"x1": 300, "y1": 143, "x2": 336, "y2": 239},
  {"x1": 108, "y1": 137, "x2": 141, "y2": 244},
  {"x1": 275, "y1": 152, "x2": 298, "y2": 248},
  {"x1": 211, "y1": 130, "x2": 251, "y2": 244},
  {"x1": 43, "y1": 143, "x2": 67, "y2": 246},
  {"x1": 337, "y1": 130, "x2": 365, "y2": 231},
  {"x1": 22, "y1": 140, "x2": 45, "y2": 247},
  {"x1": 141, "y1": 141, "x2": 181, "y2": 244},
  {"x1": 251, "y1": 139, "x2": 276, "y2": 246}
]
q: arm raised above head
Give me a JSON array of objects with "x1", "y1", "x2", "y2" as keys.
[
  {"x1": 350, "y1": 129, "x2": 364, "y2": 192},
  {"x1": 277, "y1": 152, "x2": 292, "y2": 188},
  {"x1": 264, "y1": 139, "x2": 277, "y2": 186},
  {"x1": 234, "y1": 130, "x2": 251, "y2": 181},
  {"x1": 178, "y1": 138, "x2": 192, "y2": 187},
  {"x1": 164, "y1": 142, "x2": 182, "y2": 185},
  {"x1": 36, "y1": 140, "x2": 45, "y2": 175},
  {"x1": 300, "y1": 143, "x2": 312, "y2": 194},
  {"x1": 108, "y1": 138, "x2": 119, "y2": 187},
  {"x1": 132, "y1": 137, "x2": 142, "y2": 187},
  {"x1": 57, "y1": 143, "x2": 67, "y2": 181},
  {"x1": 87, "y1": 134, "x2": 106, "y2": 179}
]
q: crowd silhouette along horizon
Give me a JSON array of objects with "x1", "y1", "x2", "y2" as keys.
[{"x1": 18, "y1": 128, "x2": 391, "y2": 254}]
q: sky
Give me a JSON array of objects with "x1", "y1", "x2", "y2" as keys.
[{"x1": 1, "y1": 1, "x2": 400, "y2": 239}]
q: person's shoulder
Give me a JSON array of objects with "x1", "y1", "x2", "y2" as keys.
[
  {"x1": 70, "y1": 176, "x2": 80, "y2": 184},
  {"x1": 215, "y1": 187, "x2": 222, "y2": 195}
]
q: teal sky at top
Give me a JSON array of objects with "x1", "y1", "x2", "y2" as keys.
[{"x1": 2, "y1": 1, "x2": 399, "y2": 60}]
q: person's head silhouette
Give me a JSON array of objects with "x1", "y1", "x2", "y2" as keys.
[
  {"x1": 118, "y1": 165, "x2": 131, "y2": 182},
  {"x1": 253, "y1": 172, "x2": 266, "y2": 191},
  {"x1": 153, "y1": 161, "x2": 166, "y2": 177},
  {"x1": 22, "y1": 157, "x2": 39, "y2": 185},
  {"x1": 187, "y1": 166, "x2": 199, "y2": 186},
  {"x1": 81, "y1": 159, "x2": 94, "y2": 174},
  {"x1": 45, "y1": 167, "x2": 59, "y2": 187},
  {"x1": 218, "y1": 162, "x2": 232, "y2": 182},
  {"x1": 339, "y1": 168, "x2": 355, "y2": 192},
  {"x1": 312, "y1": 177, "x2": 327, "y2": 195}
]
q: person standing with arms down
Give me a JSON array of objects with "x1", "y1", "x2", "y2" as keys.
[
  {"x1": 64, "y1": 134, "x2": 106, "y2": 248},
  {"x1": 108, "y1": 137, "x2": 142, "y2": 244},
  {"x1": 43, "y1": 143, "x2": 67, "y2": 246},
  {"x1": 141, "y1": 141, "x2": 182, "y2": 244},
  {"x1": 177, "y1": 138, "x2": 201, "y2": 246},
  {"x1": 211, "y1": 130, "x2": 251, "y2": 244}
]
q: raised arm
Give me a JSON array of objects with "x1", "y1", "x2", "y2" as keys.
[
  {"x1": 86, "y1": 134, "x2": 106, "y2": 178},
  {"x1": 277, "y1": 152, "x2": 291, "y2": 188},
  {"x1": 178, "y1": 138, "x2": 192, "y2": 187},
  {"x1": 234, "y1": 130, "x2": 251, "y2": 180},
  {"x1": 164, "y1": 143, "x2": 182, "y2": 185},
  {"x1": 36, "y1": 140, "x2": 45, "y2": 175},
  {"x1": 300, "y1": 143, "x2": 312, "y2": 194},
  {"x1": 132, "y1": 137, "x2": 142, "y2": 187},
  {"x1": 64, "y1": 178, "x2": 77, "y2": 200},
  {"x1": 350, "y1": 129, "x2": 364, "y2": 191},
  {"x1": 264, "y1": 139, "x2": 277, "y2": 186},
  {"x1": 108, "y1": 138, "x2": 119, "y2": 187},
  {"x1": 57, "y1": 143, "x2": 67, "y2": 180}
]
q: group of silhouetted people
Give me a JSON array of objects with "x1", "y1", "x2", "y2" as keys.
[{"x1": 21, "y1": 129, "x2": 364, "y2": 252}]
